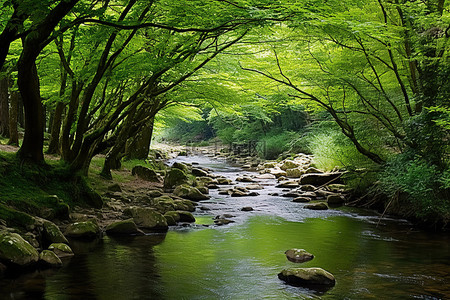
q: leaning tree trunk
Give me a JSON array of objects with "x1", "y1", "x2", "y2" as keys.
[
  {"x1": 8, "y1": 91, "x2": 19, "y2": 145},
  {"x1": 125, "y1": 117, "x2": 154, "y2": 160},
  {"x1": 0, "y1": 76, "x2": 10, "y2": 138}
]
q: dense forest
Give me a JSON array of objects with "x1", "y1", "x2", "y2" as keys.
[{"x1": 0, "y1": 0, "x2": 449, "y2": 228}]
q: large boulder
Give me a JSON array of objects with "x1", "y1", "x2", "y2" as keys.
[
  {"x1": 278, "y1": 267, "x2": 336, "y2": 287},
  {"x1": 152, "y1": 196, "x2": 176, "y2": 214},
  {"x1": 48, "y1": 243, "x2": 74, "y2": 258},
  {"x1": 300, "y1": 173, "x2": 342, "y2": 186},
  {"x1": 124, "y1": 207, "x2": 168, "y2": 231},
  {"x1": 171, "y1": 162, "x2": 190, "y2": 173},
  {"x1": 64, "y1": 221, "x2": 101, "y2": 239},
  {"x1": 177, "y1": 211, "x2": 196, "y2": 223},
  {"x1": 327, "y1": 194, "x2": 345, "y2": 207},
  {"x1": 269, "y1": 169, "x2": 287, "y2": 178},
  {"x1": 42, "y1": 220, "x2": 69, "y2": 246},
  {"x1": 173, "y1": 199, "x2": 196, "y2": 212},
  {"x1": 132, "y1": 166, "x2": 161, "y2": 182},
  {"x1": 39, "y1": 250, "x2": 62, "y2": 268},
  {"x1": 0, "y1": 232, "x2": 39, "y2": 267},
  {"x1": 285, "y1": 249, "x2": 314, "y2": 263},
  {"x1": 173, "y1": 185, "x2": 209, "y2": 201},
  {"x1": 280, "y1": 160, "x2": 300, "y2": 171},
  {"x1": 106, "y1": 219, "x2": 144, "y2": 235},
  {"x1": 286, "y1": 168, "x2": 305, "y2": 178},
  {"x1": 163, "y1": 168, "x2": 189, "y2": 189}
]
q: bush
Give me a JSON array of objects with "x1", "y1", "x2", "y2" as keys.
[
  {"x1": 260, "y1": 130, "x2": 299, "y2": 159},
  {"x1": 379, "y1": 154, "x2": 450, "y2": 223}
]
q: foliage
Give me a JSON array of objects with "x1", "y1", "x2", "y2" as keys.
[{"x1": 379, "y1": 154, "x2": 450, "y2": 223}]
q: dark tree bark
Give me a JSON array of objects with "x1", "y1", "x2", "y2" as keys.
[
  {"x1": 0, "y1": 76, "x2": 10, "y2": 137},
  {"x1": 125, "y1": 117, "x2": 154, "y2": 160},
  {"x1": 16, "y1": 0, "x2": 79, "y2": 164},
  {"x1": 8, "y1": 91, "x2": 19, "y2": 146},
  {"x1": 47, "y1": 101, "x2": 65, "y2": 154}
]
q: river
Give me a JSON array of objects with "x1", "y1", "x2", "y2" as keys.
[{"x1": 1, "y1": 155, "x2": 449, "y2": 299}]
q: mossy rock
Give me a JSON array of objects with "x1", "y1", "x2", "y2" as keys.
[
  {"x1": 278, "y1": 267, "x2": 336, "y2": 287},
  {"x1": 171, "y1": 162, "x2": 190, "y2": 173},
  {"x1": 42, "y1": 220, "x2": 69, "y2": 246},
  {"x1": 48, "y1": 243, "x2": 74, "y2": 258},
  {"x1": 163, "y1": 168, "x2": 188, "y2": 190},
  {"x1": 285, "y1": 249, "x2": 314, "y2": 263},
  {"x1": 0, "y1": 203, "x2": 36, "y2": 229},
  {"x1": 106, "y1": 219, "x2": 144, "y2": 236},
  {"x1": 0, "y1": 232, "x2": 39, "y2": 267},
  {"x1": 107, "y1": 184, "x2": 122, "y2": 193},
  {"x1": 132, "y1": 166, "x2": 161, "y2": 182},
  {"x1": 177, "y1": 211, "x2": 196, "y2": 223},
  {"x1": 64, "y1": 221, "x2": 101, "y2": 239},
  {"x1": 327, "y1": 194, "x2": 345, "y2": 207},
  {"x1": 152, "y1": 196, "x2": 176, "y2": 214},
  {"x1": 304, "y1": 202, "x2": 328, "y2": 210},
  {"x1": 173, "y1": 185, "x2": 209, "y2": 201},
  {"x1": 164, "y1": 211, "x2": 181, "y2": 222},
  {"x1": 123, "y1": 207, "x2": 168, "y2": 231},
  {"x1": 39, "y1": 250, "x2": 62, "y2": 268},
  {"x1": 164, "y1": 214, "x2": 177, "y2": 226},
  {"x1": 173, "y1": 199, "x2": 196, "y2": 212}
]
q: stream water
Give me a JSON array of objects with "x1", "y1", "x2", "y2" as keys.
[{"x1": 1, "y1": 156, "x2": 449, "y2": 299}]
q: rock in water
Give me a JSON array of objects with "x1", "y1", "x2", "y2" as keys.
[
  {"x1": 48, "y1": 243, "x2": 74, "y2": 258},
  {"x1": 285, "y1": 249, "x2": 314, "y2": 263},
  {"x1": 42, "y1": 220, "x2": 69, "y2": 245},
  {"x1": 173, "y1": 185, "x2": 210, "y2": 201},
  {"x1": 64, "y1": 221, "x2": 101, "y2": 239},
  {"x1": 106, "y1": 219, "x2": 144, "y2": 235},
  {"x1": 304, "y1": 203, "x2": 329, "y2": 210},
  {"x1": 278, "y1": 267, "x2": 336, "y2": 287},
  {"x1": 39, "y1": 250, "x2": 62, "y2": 268},
  {"x1": 123, "y1": 207, "x2": 168, "y2": 231},
  {"x1": 0, "y1": 232, "x2": 39, "y2": 267}
]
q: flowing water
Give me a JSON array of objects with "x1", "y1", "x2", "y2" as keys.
[{"x1": 1, "y1": 156, "x2": 449, "y2": 299}]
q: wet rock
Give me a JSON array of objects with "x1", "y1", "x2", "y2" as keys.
[
  {"x1": 214, "y1": 219, "x2": 235, "y2": 226},
  {"x1": 327, "y1": 184, "x2": 349, "y2": 193},
  {"x1": 283, "y1": 192, "x2": 302, "y2": 198},
  {"x1": 285, "y1": 249, "x2": 314, "y2": 263},
  {"x1": 245, "y1": 184, "x2": 264, "y2": 190},
  {"x1": 248, "y1": 192, "x2": 260, "y2": 196},
  {"x1": 256, "y1": 173, "x2": 276, "y2": 179},
  {"x1": 64, "y1": 221, "x2": 101, "y2": 239},
  {"x1": 39, "y1": 250, "x2": 62, "y2": 268},
  {"x1": 48, "y1": 243, "x2": 74, "y2": 258},
  {"x1": 300, "y1": 173, "x2": 342, "y2": 186},
  {"x1": 327, "y1": 194, "x2": 345, "y2": 207},
  {"x1": 173, "y1": 199, "x2": 196, "y2": 212},
  {"x1": 192, "y1": 168, "x2": 209, "y2": 177},
  {"x1": 278, "y1": 267, "x2": 335, "y2": 287},
  {"x1": 164, "y1": 214, "x2": 177, "y2": 226},
  {"x1": 263, "y1": 162, "x2": 277, "y2": 168},
  {"x1": 236, "y1": 176, "x2": 255, "y2": 183},
  {"x1": 164, "y1": 211, "x2": 181, "y2": 223},
  {"x1": 132, "y1": 166, "x2": 161, "y2": 182},
  {"x1": 300, "y1": 184, "x2": 316, "y2": 192},
  {"x1": 218, "y1": 188, "x2": 231, "y2": 195},
  {"x1": 163, "y1": 168, "x2": 188, "y2": 190},
  {"x1": 269, "y1": 169, "x2": 287, "y2": 178},
  {"x1": 215, "y1": 214, "x2": 235, "y2": 219},
  {"x1": 197, "y1": 186, "x2": 209, "y2": 195},
  {"x1": 173, "y1": 185, "x2": 210, "y2": 201},
  {"x1": 107, "y1": 183, "x2": 122, "y2": 192},
  {"x1": 207, "y1": 184, "x2": 219, "y2": 189},
  {"x1": 302, "y1": 191, "x2": 317, "y2": 199},
  {"x1": 241, "y1": 207, "x2": 254, "y2": 212},
  {"x1": 0, "y1": 232, "x2": 39, "y2": 267},
  {"x1": 304, "y1": 203, "x2": 328, "y2": 210},
  {"x1": 123, "y1": 207, "x2": 168, "y2": 231},
  {"x1": 276, "y1": 181, "x2": 299, "y2": 189},
  {"x1": 269, "y1": 192, "x2": 280, "y2": 196},
  {"x1": 217, "y1": 177, "x2": 232, "y2": 185},
  {"x1": 178, "y1": 150, "x2": 187, "y2": 156},
  {"x1": 230, "y1": 189, "x2": 248, "y2": 197},
  {"x1": 200, "y1": 206, "x2": 211, "y2": 211},
  {"x1": 152, "y1": 196, "x2": 176, "y2": 214},
  {"x1": 177, "y1": 211, "x2": 196, "y2": 223},
  {"x1": 42, "y1": 220, "x2": 69, "y2": 246},
  {"x1": 292, "y1": 197, "x2": 311, "y2": 203},
  {"x1": 106, "y1": 219, "x2": 144, "y2": 235}
]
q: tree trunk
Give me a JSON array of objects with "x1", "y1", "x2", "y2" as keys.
[
  {"x1": 47, "y1": 101, "x2": 65, "y2": 154},
  {"x1": 0, "y1": 76, "x2": 10, "y2": 137},
  {"x1": 17, "y1": 59, "x2": 45, "y2": 163},
  {"x1": 125, "y1": 117, "x2": 154, "y2": 160},
  {"x1": 8, "y1": 91, "x2": 19, "y2": 146}
]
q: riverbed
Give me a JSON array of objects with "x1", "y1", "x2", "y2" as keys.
[{"x1": 1, "y1": 155, "x2": 449, "y2": 299}]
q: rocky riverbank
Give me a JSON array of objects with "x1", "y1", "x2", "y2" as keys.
[{"x1": 0, "y1": 145, "x2": 349, "y2": 279}]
